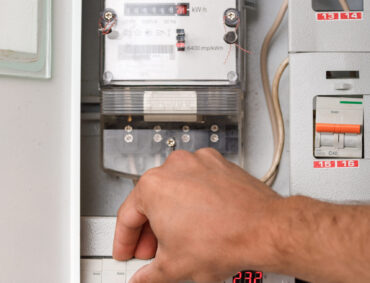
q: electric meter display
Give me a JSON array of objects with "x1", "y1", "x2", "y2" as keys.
[
  {"x1": 99, "y1": 0, "x2": 247, "y2": 178},
  {"x1": 233, "y1": 271, "x2": 263, "y2": 283},
  {"x1": 101, "y1": 0, "x2": 239, "y2": 85}
]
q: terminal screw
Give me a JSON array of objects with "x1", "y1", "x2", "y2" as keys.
[
  {"x1": 182, "y1": 134, "x2": 191, "y2": 143},
  {"x1": 124, "y1": 125, "x2": 133, "y2": 133},
  {"x1": 210, "y1": 134, "x2": 219, "y2": 143},
  {"x1": 224, "y1": 31, "x2": 238, "y2": 44},
  {"x1": 153, "y1": 134, "x2": 163, "y2": 143},
  {"x1": 167, "y1": 138, "x2": 176, "y2": 148},
  {"x1": 124, "y1": 134, "x2": 134, "y2": 143},
  {"x1": 210, "y1": 124, "x2": 219, "y2": 133},
  {"x1": 104, "y1": 11, "x2": 114, "y2": 21},
  {"x1": 224, "y1": 8, "x2": 240, "y2": 27},
  {"x1": 182, "y1": 125, "x2": 190, "y2": 133}
]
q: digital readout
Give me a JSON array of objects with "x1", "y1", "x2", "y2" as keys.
[
  {"x1": 124, "y1": 3, "x2": 189, "y2": 16},
  {"x1": 233, "y1": 271, "x2": 263, "y2": 283}
]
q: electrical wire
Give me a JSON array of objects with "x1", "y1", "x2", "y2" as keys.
[
  {"x1": 260, "y1": 0, "x2": 288, "y2": 185},
  {"x1": 339, "y1": 0, "x2": 350, "y2": 11},
  {"x1": 260, "y1": 0, "x2": 288, "y2": 152},
  {"x1": 261, "y1": 58, "x2": 289, "y2": 183}
]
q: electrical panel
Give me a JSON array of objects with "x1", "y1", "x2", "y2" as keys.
[
  {"x1": 99, "y1": 0, "x2": 247, "y2": 177},
  {"x1": 289, "y1": 0, "x2": 370, "y2": 202}
]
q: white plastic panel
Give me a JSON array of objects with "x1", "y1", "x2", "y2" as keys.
[{"x1": 0, "y1": 0, "x2": 81, "y2": 282}]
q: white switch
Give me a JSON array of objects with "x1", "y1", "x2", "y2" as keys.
[
  {"x1": 126, "y1": 259, "x2": 152, "y2": 282},
  {"x1": 102, "y1": 259, "x2": 126, "y2": 283},
  {"x1": 81, "y1": 259, "x2": 103, "y2": 283},
  {"x1": 315, "y1": 97, "x2": 364, "y2": 158}
]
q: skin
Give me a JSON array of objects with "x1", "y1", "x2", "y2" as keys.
[{"x1": 113, "y1": 148, "x2": 370, "y2": 283}]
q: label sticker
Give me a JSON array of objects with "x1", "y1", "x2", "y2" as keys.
[
  {"x1": 316, "y1": 12, "x2": 363, "y2": 21},
  {"x1": 143, "y1": 91, "x2": 197, "y2": 114},
  {"x1": 314, "y1": 160, "x2": 359, "y2": 169},
  {"x1": 337, "y1": 160, "x2": 359, "y2": 168},
  {"x1": 314, "y1": 161, "x2": 336, "y2": 169}
]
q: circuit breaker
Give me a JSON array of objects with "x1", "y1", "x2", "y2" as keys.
[
  {"x1": 99, "y1": 0, "x2": 247, "y2": 177},
  {"x1": 289, "y1": 0, "x2": 370, "y2": 202},
  {"x1": 314, "y1": 97, "x2": 364, "y2": 158}
]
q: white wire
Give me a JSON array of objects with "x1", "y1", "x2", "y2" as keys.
[
  {"x1": 260, "y1": 0, "x2": 288, "y2": 185},
  {"x1": 261, "y1": 58, "x2": 289, "y2": 183},
  {"x1": 339, "y1": 0, "x2": 350, "y2": 11}
]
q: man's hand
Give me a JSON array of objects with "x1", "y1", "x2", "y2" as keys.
[
  {"x1": 113, "y1": 148, "x2": 370, "y2": 283},
  {"x1": 113, "y1": 149, "x2": 282, "y2": 283}
]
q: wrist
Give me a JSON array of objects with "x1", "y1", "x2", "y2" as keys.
[
  {"x1": 238, "y1": 196, "x2": 313, "y2": 274},
  {"x1": 236, "y1": 196, "x2": 288, "y2": 272},
  {"x1": 264, "y1": 196, "x2": 319, "y2": 275}
]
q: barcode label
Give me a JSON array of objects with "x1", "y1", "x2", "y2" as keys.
[{"x1": 119, "y1": 44, "x2": 175, "y2": 60}]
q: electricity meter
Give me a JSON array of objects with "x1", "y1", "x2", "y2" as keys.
[{"x1": 99, "y1": 0, "x2": 247, "y2": 177}]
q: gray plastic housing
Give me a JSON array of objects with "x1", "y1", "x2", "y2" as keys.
[
  {"x1": 289, "y1": 0, "x2": 370, "y2": 53},
  {"x1": 290, "y1": 53, "x2": 370, "y2": 202}
]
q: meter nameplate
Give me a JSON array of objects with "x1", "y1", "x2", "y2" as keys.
[{"x1": 143, "y1": 91, "x2": 197, "y2": 114}]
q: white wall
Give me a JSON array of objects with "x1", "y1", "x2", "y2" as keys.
[{"x1": 0, "y1": 0, "x2": 81, "y2": 282}]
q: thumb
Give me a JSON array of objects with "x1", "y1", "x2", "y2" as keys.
[{"x1": 129, "y1": 261, "x2": 175, "y2": 283}]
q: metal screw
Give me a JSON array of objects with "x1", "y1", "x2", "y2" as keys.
[
  {"x1": 153, "y1": 134, "x2": 163, "y2": 143},
  {"x1": 210, "y1": 134, "x2": 219, "y2": 143},
  {"x1": 166, "y1": 138, "x2": 176, "y2": 148},
  {"x1": 103, "y1": 71, "x2": 113, "y2": 84},
  {"x1": 227, "y1": 71, "x2": 238, "y2": 82},
  {"x1": 210, "y1": 124, "x2": 219, "y2": 132},
  {"x1": 226, "y1": 10, "x2": 237, "y2": 21},
  {"x1": 124, "y1": 134, "x2": 134, "y2": 143},
  {"x1": 124, "y1": 125, "x2": 133, "y2": 133},
  {"x1": 182, "y1": 125, "x2": 190, "y2": 133},
  {"x1": 154, "y1": 125, "x2": 162, "y2": 132},
  {"x1": 104, "y1": 11, "x2": 114, "y2": 21},
  {"x1": 182, "y1": 134, "x2": 191, "y2": 143}
]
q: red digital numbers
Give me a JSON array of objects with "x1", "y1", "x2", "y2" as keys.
[
  {"x1": 176, "y1": 4, "x2": 188, "y2": 15},
  {"x1": 254, "y1": 272, "x2": 263, "y2": 282},
  {"x1": 233, "y1": 272, "x2": 242, "y2": 283},
  {"x1": 244, "y1": 271, "x2": 252, "y2": 283},
  {"x1": 233, "y1": 271, "x2": 263, "y2": 283}
]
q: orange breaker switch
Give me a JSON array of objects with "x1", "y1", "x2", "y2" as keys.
[{"x1": 316, "y1": 123, "x2": 361, "y2": 134}]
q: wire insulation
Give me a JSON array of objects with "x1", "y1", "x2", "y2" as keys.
[
  {"x1": 260, "y1": 0, "x2": 288, "y2": 185},
  {"x1": 260, "y1": 0, "x2": 288, "y2": 151},
  {"x1": 261, "y1": 58, "x2": 289, "y2": 183},
  {"x1": 339, "y1": 0, "x2": 350, "y2": 11}
]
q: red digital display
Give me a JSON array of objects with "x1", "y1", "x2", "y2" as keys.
[
  {"x1": 176, "y1": 4, "x2": 189, "y2": 16},
  {"x1": 233, "y1": 271, "x2": 263, "y2": 283}
]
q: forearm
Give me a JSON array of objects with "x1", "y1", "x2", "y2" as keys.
[{"x1": 268, "y1": 196, "x2": 370, "y2": 283}]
